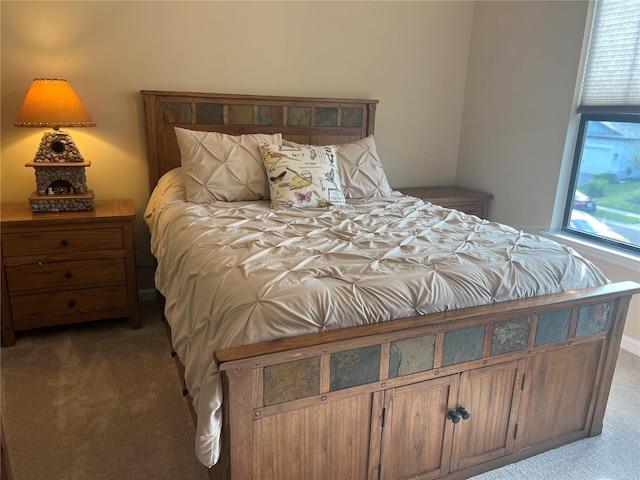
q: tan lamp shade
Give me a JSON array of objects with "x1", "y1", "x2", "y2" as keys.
[{"x1": 14, "y1": 78, "x2": 96, "y2": 128}]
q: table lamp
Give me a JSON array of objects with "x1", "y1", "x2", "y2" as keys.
[{"x1": 14, "y1": 78, "x2": 96, "y2": 212}]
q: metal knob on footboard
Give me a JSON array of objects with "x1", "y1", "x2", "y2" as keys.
[
  {"x1": 447, "y1": 406, "x2": 471, "y2": 423},
  {"x1": 457, "y1": 406, "x2": 471, "y2": 420},
  {"x1": 447, "y1": 410, "x2": 462, "y2": 424}
]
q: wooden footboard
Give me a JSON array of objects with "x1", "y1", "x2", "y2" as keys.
[{"x1": 212, "y1": 281, "x2": 639, "y2": 480}]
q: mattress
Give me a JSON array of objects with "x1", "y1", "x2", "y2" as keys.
[{"x1": 144, "y1": 168, "x2": 609, "y2": 467}]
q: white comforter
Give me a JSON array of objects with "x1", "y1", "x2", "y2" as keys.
[{"x1": 144, "y1": 168, "x2": 609, "y2": 468}]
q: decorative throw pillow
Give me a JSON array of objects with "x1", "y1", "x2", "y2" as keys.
[
  {"x1": 336, "y1": 135, "x2": 393, "y2": 199},
  {"x1": 259, "y1": 143, "x2": 346, "y2": 208},
  {"x1": 283, "y1": 136, "x2": 393, "y2": 199},
  {"x1": 175, "y1": 127, "x2": 282, "y2": 202}
]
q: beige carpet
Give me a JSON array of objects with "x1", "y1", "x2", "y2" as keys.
[
  {"x1": 2, "y1": 300, "x2": 639, "y2": 479},
  {"x1": 1, "y1": 301, "x2": 208, "y2": 480}
]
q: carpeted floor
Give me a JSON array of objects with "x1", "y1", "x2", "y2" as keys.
[
  {"x1": 1, "y1": 300, "x2": 639, "y2": 480},
  {"x1": 1, "y1": 301, "x2": 208, "y2": 480}
]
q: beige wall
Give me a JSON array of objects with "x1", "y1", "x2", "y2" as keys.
[
  {"x1": 457, "y1": 0, "x2": 587, "y2": 230},
  {"x1": 1, "y1": 0, "x2": 474, "y2": 289},
  {"x1": 2, "y1": 1, "x2": 638, "y2": 346}
]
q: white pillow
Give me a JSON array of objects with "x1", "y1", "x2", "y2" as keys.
[
  {"x1": 259, "y1": 143, "x2": 346, "y2": 208},
  {"x1": 175, "y1": 127, "x2": 282, "y2": 202},
  {"x1": 336, "y1": 136, "x2": 392, "y2": 199}
]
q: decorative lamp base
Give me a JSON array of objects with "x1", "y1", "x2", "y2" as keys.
[
  {"x1": 28, "y1": 190, "x2": 95, "y2": 213},
  {"x1": 33, "y1": 130, "x2": 85, "y2": 163}
]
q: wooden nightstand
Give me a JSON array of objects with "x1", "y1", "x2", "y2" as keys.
[
  {"x1": 398, "y1": 186, "x2": 493, "y2": 219},
  {"x1": 0, "y1": 199, "x2": 140, "y2": 346}
]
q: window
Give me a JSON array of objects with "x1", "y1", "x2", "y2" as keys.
[
  {"x1": 563, "y1": 113, "x2": 640, "y2": 253},
  {"x1": 562, "y1": 0, "x2": 640, "y2": 254}
]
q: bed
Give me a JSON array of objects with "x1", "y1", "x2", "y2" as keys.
[{"x1": 141, "y1": 90, "x2": 639, "y2": 480}]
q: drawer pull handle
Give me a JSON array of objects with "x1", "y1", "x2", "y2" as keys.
[
  {"x1": 68, "y1": 300, "x2": 76, "y2": 308},
  {"x1": 64, "y1": 272, "x2": 72, "y2": 279},
  {"x1": 60, "y1": 240, "x2": 69, "y2": 247}
]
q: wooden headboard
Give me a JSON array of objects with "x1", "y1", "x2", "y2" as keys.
[{"x1": 140, "y1": 90, "x2": 379, "y2": 190}]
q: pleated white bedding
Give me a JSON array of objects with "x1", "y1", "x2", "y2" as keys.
[{"x1": 144, "y1": 168, "x2": 609, "y2": 467}]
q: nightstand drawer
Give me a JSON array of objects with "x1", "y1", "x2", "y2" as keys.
[
  {"x1": 446, "y1": 203, "x2": 484, "y2": 218},
  {"x1": 10, "y1": 285, "x2": 129, "y2": 322},
  {"x1": 5, "y1": 258, "x2": 126, "y2": 293},
  {"x1": 1, "y1": 228, "x2": 124, "y2": 257},
  {"x1": 398, "y1": 186, "x2": 493, "y2": 220}
]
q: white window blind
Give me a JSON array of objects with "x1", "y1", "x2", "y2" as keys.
[{"x1": 578, "y1": 0, "x2": 640, "y2": 111}]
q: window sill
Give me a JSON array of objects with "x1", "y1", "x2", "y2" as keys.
[{"x1": 542, "y1": 230, "x2": 640, "y2": 271}]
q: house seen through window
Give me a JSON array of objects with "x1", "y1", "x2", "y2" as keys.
[{"x1": 562, "y1": 0, "x2": 640, "y2": 254}]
